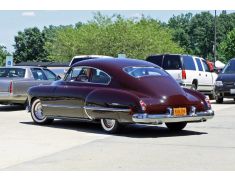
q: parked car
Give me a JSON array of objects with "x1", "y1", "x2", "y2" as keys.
[
  {"x1": 69, "y1": 55, "x2": 112, "y2": 66},
  {"x1": 146, "y1": 54, "x2": 218, "y2": 99},
  {"x1": 214, "y1": 58, "x2": 235, "y2": 103},
  {"x1": 0, "y1": 66, "x2": 60, "y2": 107},
  {"x1": 27, "y1": 58, "x2": 214, "y2": 133}
]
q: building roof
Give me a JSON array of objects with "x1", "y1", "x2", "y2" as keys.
[{"x1": 15, "y1": 61, "x2": 70, "y2": 67}]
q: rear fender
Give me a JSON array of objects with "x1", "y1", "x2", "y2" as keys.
[{"x1": 84, "y1": 89, "x2": 141, "y2": 122}]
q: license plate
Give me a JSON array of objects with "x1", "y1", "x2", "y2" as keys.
[
  {"x1": 230, "y1": 89, "x2": 235, "y2": 94},
  {"x1": 173, "y1": 108, "x2": 187, "y2": 116}
]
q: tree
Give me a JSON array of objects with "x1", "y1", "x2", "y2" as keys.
[
  {"x1": 13, "y1": 27, "x2": 47, "y2": 63},
  {"x1": 0, "y1": 45, "x2": 10, "y2": 66},
  {"x1": 168, "y1": 13, "x2": 193, "y2": 53},
  {"x1": 218, "y1": 28, "x2": 235, "y2": 62},
  {"x1": 45, "y1": 14, "x2": 184, "y2": 62},
  {"x1": 188, "y1": 12, "x2": 214, "y2": 58}
]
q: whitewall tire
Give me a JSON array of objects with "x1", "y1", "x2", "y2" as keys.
[
  {"x1": 31, "y1": 99, "x2": 53, "y2": 125},
  {"x1": 101, "y1": 119, "x2": 120, "y2": 134}
]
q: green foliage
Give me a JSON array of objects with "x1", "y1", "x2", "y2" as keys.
[
  {"x1": 13, "y1": 27, "x2": 48, "y2": 63},
  {"x1": 218, "y1": 28, "x2": 235, "y2": 62},
  {"x1": 168, "y1": 13, "x2": 193, "y2": 53},
  {"x1": 168, "y1": 11, "x2": 235, "y2": 61},
  {"x1": 0, "y1": 45, "x2": 10, "y2": 66},
  {"x1": 46, "y1": 14, "x2": 184, "y2": 62},
  {"x1": 189, "y1": 12, "x2": 214, "y2": 58}
]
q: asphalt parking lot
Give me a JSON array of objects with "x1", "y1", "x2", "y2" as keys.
[{"x1": 0, "y1": 100, "x2": 235, "y2": 170}]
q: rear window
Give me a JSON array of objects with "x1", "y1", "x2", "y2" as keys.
[
  {"x1": 146, "y1": 55, "x2": 163, "y2": 67},
  {"x1": 0, "y1": 68, "x2": 26, "y2": 78},
  {"x1": 162, "y1": 55, "x2": 182, "y2": 70},
  {"x1": 182, "y1": 56, "x2": 196, "y2": 70},
  {"x1": 123, "y1": 66, "x2": 168, "y2": 78}
]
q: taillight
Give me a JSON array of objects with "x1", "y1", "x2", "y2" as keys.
[
  {"x1": 182, "y1": 69, "x2": 186, "y2": 79},
  {"x1": 205, "y1": 96, "x2": 211, "y2": 109},
  {"x1": 139, "y1": 100, "x2": 147, "y2": 111},
  {"x1": 9, "y1": 81, "x2": 13, "y2": 93}
]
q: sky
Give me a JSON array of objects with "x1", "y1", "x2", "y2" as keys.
[{"x1": 0, "y1": 10, "x2": 234, "y2": 53}]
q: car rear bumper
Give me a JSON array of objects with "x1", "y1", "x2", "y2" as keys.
[{"x1": 132, "y1": 109, "x2": 214, "y2": 124}]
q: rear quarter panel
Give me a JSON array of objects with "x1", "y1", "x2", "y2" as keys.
[{"x1": 85, "y1": 88, "x2": 142, "y2": 122}]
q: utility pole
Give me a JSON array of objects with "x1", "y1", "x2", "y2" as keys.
[{"x1": 214, "y1": 10, "x2": 217, "y2": 63}]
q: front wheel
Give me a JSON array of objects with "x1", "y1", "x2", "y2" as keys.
[
  {"x1": 31, "y1": 99, "x2": 54, "y2": 125},
  {"x1": 101, "y1": 119, "x2": 120, "y2": 134},
  {"x1": 165, "y1": 122, "x2": 187, "y2": 131}
]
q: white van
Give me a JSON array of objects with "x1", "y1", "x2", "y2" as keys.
[{"x1": 146, "y1": 54, "x2": 218, "y2": 98}]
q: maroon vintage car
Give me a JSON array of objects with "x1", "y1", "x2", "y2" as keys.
[{"x1": 27, "y1": 58, "x2": 214, "y2": 133}]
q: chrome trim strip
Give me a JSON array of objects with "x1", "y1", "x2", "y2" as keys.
[
  {"x1": 132, "y1": 109, "x2": 214, "y2": 124},
  {"x1": 42, "y1": 104, "x2": 83, "y2": 109},
  {"x1": 84, "y1": 106, "x2": 131, "y2": 112},
  {"x1": 42, "y1": 104, "x2": 130, "y2": 112}
]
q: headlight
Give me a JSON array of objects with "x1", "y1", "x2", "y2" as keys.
[{"x1": 215, "y1": 81, "x2": 223, "y2": 87}]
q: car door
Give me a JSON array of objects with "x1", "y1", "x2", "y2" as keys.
[
  {"x1": 50, "y1": 66, "x2": 111, "y2": 119},
  {"x1": 201, "y1": 59, "x2": 213, "y2": 91},
  {"x1": 195, "y1": 57, "x2": 205, "y2": 91}
]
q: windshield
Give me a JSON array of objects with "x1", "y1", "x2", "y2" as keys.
[
  {"x1": 0, "y1": 68, "x2": 26, "y2": 78},
  {"x1": 123, "y1": 66, "x2": 168, "y2": 78},
  {"x1": 222, "y1": 60, "x2": 235, "y2": 74}
]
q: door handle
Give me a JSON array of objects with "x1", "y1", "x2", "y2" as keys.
[
  {"x1": 199, "y1": 73, "x2": 201, "y2": 76},
  {"x1": 206, "y1": 74, "x2": 207, "y2": 77}
]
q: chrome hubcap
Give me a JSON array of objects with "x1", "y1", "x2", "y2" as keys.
[
  {"x1": 34, "y1": 102, "x2": 45, "y2": 120},
  {"x1": 104, "y1": 119, "x2": 115, "y2": 128}
]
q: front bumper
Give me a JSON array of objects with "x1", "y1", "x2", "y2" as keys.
[{"x1": 132, "y1": 109, "x2": 214, "y2": 124}]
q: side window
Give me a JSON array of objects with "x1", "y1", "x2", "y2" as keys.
[
  {"x1": 201, "y1": 60, "x2": 210, "y2": 72},
  {"x1": 31, "y1": 68, "x2": 47, "y2": 80},
  {"x1": 90, "y1": 69, "x2": 111, "y2": 84},
  {"x1": 66, "y1": 66, "x2": 111, "y2": 84},
  {"x1": 146, "y1": 55, "x2": 163, "y2": 67},
  {"x1": 182, "y1": 56, "x2": 196, "y2": 70},
  {"x1": 195, "y1": 58, "x2": 203, "y2": 71},
  {"x1": 43, "y1": 69, "x2": 57, "y2": 81},
  {"x1": 66, "y1": 67, "x2": 83, "y2": 81}
]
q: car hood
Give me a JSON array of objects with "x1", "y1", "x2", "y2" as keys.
[{"x1": 217, "y1": 73, "x2": 235, "y2": 82}]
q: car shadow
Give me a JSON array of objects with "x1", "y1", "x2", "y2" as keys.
[
  {"x1": 0, "y1": 105, "x2": 25, "y2": 112},
  {"x1": 20, "y1": 119, "x2": 207, "y2": 138}
]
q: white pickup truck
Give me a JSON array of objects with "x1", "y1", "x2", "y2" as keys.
[{"x1": 0, "y1": 66, "x2": 59, "y2": 107}]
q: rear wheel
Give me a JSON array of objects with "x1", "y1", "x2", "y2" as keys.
[
  {"x1": 216, "y1": 97, "x2": 223, "y2": 104},
  {"x1": 31, "y1": 99, "x2": 53, "y2": 125},
  {"x1": 165, "y1": 122, "x2": 187, "y2": 131},
  {"x1": 101, "y1": 119, "x2": 120, "y2": 134}
]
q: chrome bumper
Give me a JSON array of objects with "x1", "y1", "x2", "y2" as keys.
[{"x1": 132, "y1": 109, "x2": 214, "y2": 124}]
